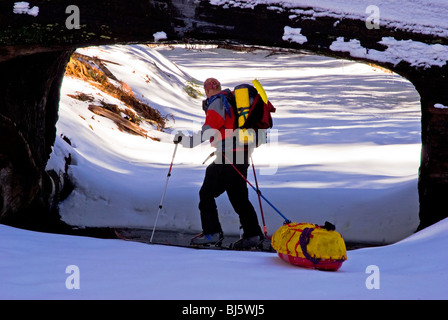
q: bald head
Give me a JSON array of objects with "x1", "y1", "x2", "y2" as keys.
[{"x1": 204, "y1": 78, "x2": 222, "y2": 98}]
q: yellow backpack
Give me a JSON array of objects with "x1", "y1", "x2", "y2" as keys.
[{"x1": 233, "y1": 80, "x2": 275, "y2": 147}]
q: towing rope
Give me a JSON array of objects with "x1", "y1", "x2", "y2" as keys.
[{"x1": 222, "y1": 153, "x2": 291, "y2": 225}]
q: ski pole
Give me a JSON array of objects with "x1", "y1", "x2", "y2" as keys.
[
  {"x1": 223, "y1": 154, "x2": 291, "y2": 224},
  {"x1": 150, "y1": 141, "x2": 179, "y2": 243},
  {"x1": 250, "y1": 156, "x2": 269, "y2": 239}
]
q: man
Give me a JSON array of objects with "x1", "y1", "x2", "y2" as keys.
[{"x1": 175, "y1": 78, "x2": 263, "y2": 249}]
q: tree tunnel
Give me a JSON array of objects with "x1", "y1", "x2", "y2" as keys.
[{"x1": 1, "y1": 0, "x2": 447, "y2": 232}]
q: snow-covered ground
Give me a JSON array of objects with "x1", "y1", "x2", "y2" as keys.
[
  {"x1": 52, "y1": 44, "x2": 421, "y2": 245},
  {"x1": 1, "y1": 216, "x2": 446, "y2": 299}
]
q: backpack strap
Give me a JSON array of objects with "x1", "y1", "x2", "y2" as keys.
[
  {"x1": 299, "y1": 227, "x2": 320, "y2": 265},
  {"x1": 207, "y1": 92, "x2": 232, "y2": 117}
]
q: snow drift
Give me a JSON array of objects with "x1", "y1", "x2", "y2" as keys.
[{"x1": 0, "y1": 217, "x2": 446, "y2": 299}]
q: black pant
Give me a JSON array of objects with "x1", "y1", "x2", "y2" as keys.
[{"x1": 198, "y1": 161, "x2": 262, "y2": 238}]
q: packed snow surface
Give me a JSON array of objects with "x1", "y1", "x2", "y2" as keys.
[{"x1": 1, "y1": 218, "x2": 446, "y2": 299}]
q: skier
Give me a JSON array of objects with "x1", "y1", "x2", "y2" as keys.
[{"x1": 174, "y1": 78, "x2": 264, "y2": 249}]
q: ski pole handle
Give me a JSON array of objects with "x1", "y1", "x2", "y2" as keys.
[{"x1": 173, "y1": 133, "x2": 183, "y2": 144}]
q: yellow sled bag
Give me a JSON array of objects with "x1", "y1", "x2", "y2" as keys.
[{"x1": 271, "y1": 222, "x2": 347, "y2": 271}]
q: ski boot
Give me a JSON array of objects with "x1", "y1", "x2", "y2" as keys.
[
  {"x1": 230, "y1": 235, "x2": 264, "y2": 251},
  {"x1": 190, "y1": 232, "x2": 224, "y2": 247}
]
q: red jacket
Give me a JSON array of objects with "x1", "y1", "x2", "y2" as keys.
[{"x1": 202, "y1": 91, "x2": 236, "y2": 150}]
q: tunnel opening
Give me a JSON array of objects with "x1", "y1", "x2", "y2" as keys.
[{"x1": 51, "y1": 43, "x2": 422, "y2": 246}]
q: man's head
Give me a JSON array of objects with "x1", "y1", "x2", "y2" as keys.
[{"x1": 204, "y1": 78, "x2": 221, "y2": 98}]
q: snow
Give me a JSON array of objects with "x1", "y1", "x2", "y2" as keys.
[
  {"x1": 211, "y1": 1, "x2": 448, "y2": 68},
  {"x1": 210, "y1": 0, "x2": 448, "y2": 37},
  {"x1": 282, "y1": 26, "x2": 307, "y2": 44},
  {"x1": 330, "y1": 36, "x2": 448, "y2": 68},
  {"x1": 434, "y1": 103, "x2": 448, "y2": 109},
  {"x1": 213, "y1": 1, "x2": 448, "y2": 68},
  {"x1": 153, "y1": 31, "x2": 168, "y2": 42},
  {"x1": 13, "y1": 1, "x2": 39, "y2": 16},
  {"x1": 1, "y1": 217, "x2": 446, "y2": 299}
]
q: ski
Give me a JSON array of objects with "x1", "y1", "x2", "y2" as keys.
[
  {"x1": 190, "y1": 239, "x2": 274, "y2": 252},
  {"x1": 114, "y1": 228, "x2": 274, "y2": 252}
]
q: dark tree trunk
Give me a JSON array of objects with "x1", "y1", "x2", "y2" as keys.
[
  {"x1": 411, "y1": 71, "x2": 448, "y2": 229},
  {"x1": 0, "y1": 49, "x2": 73, "y2": 230}
]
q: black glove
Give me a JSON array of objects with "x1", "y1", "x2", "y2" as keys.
[
  {"x1": 173, "y1": 132, "x2": 194, "y2": 148},
  {"x1": 173, "y1": 132, "x2": 184, "y2": 144}
]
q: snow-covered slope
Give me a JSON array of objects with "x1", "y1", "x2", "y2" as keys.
[
  {"x1": 51, "y1": 44, "x2": 421, "y2": 245},
  {"x1": 1, "y1": 217, "x2": 446, "y2": 299}
]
